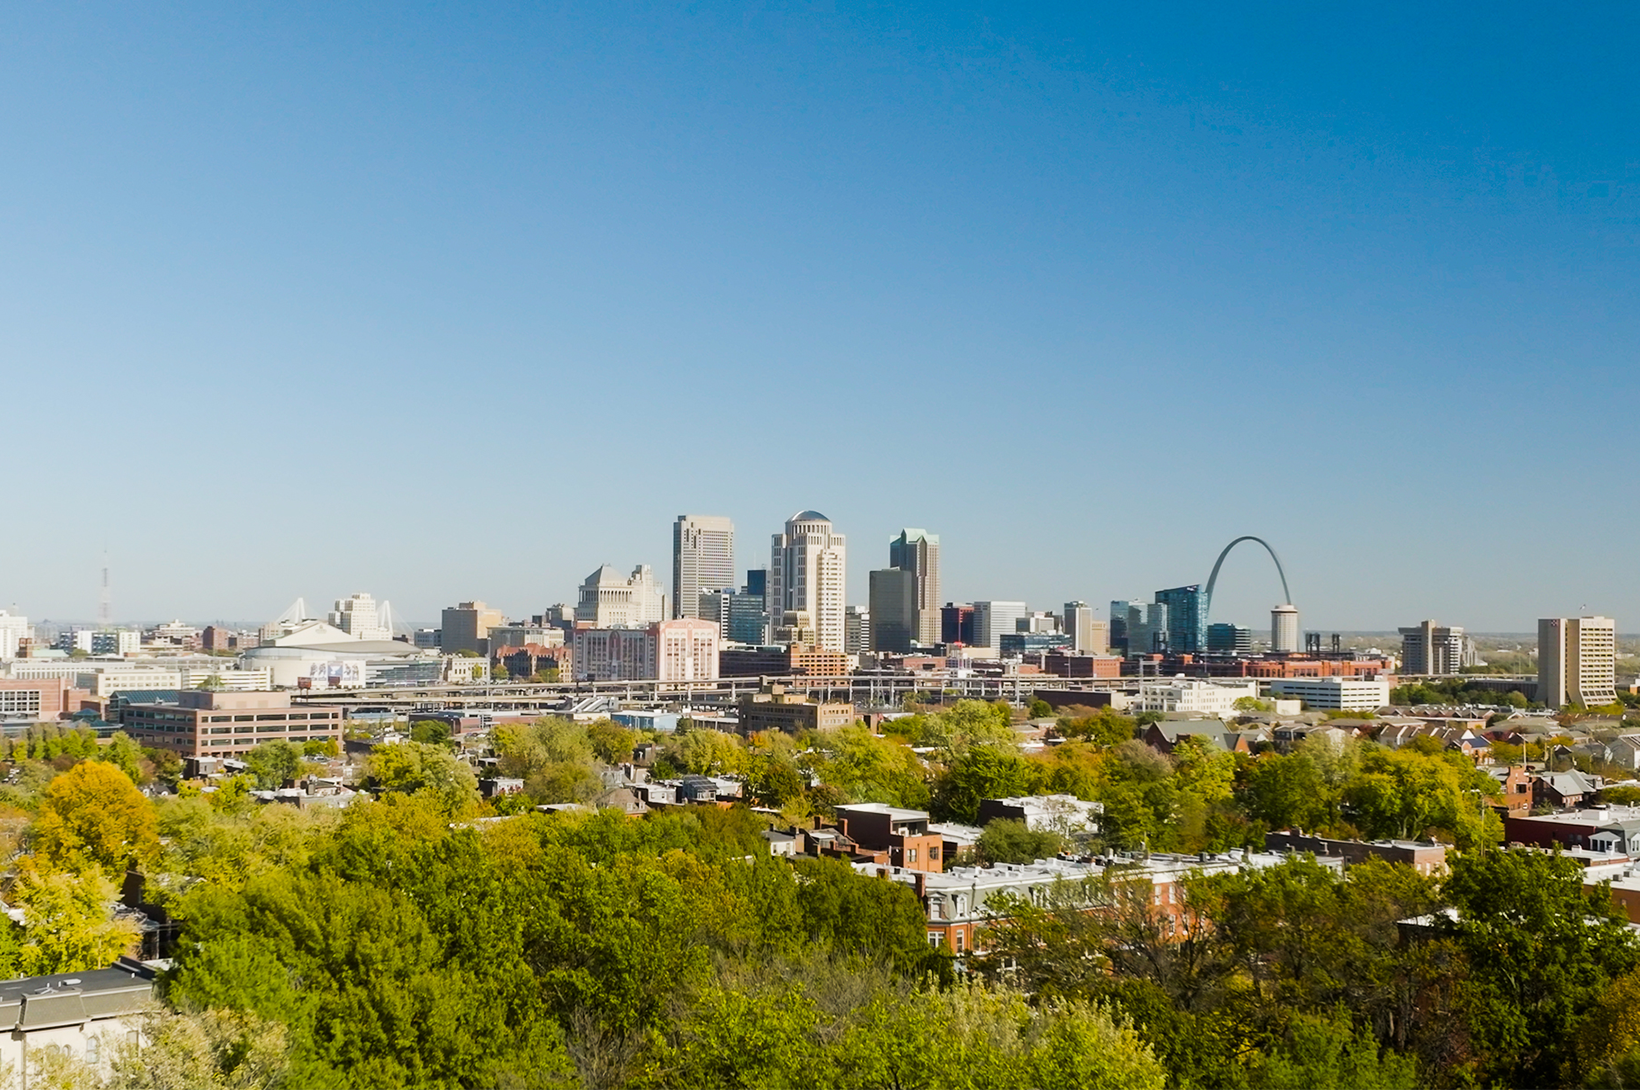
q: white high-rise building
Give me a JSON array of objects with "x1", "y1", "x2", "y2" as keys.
[
  {"x1": 972, "y1": 601, "x2": 1028, "y2": 650},
  {"x1": 0, "y1": 612, "x2": 31, "y2": 661},
  {"x1": 576, "y1": 565, "x2": 668, "y2": 629},
  {"x1": 1398, "y1": 620, "x2": 1468, "y2": 676},
  {"x1": 328, "y1": 593, "x2": 394, "y2": 641},
  {"x1": 673, "y1": 515, "x2": 736, "y2": 620},
  {"x1": 1270, "y1": 604, "x2": 1300, "y2": 654},
  {"x1": 769, "y1": 511, "x2": 848, "y2": 653},
  {"x1": 1539, "y1": 615, "x2": 1617, "y2": 709}
]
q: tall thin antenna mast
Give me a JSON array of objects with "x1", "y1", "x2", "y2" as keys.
[{"x1": 99, "y1": 551, "x2": 111, "y2": 626}]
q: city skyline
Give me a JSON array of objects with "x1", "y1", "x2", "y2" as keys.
[{"x1": 2, "y1": 510, "x2": 1626, "y2": 639}]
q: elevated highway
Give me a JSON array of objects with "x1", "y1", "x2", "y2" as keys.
[{"x1": 290, "y1": 672, "x2": 1139, "y2": 715}]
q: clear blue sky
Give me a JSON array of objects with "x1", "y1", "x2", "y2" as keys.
[{"x1": 2, "y1": 2, "x2": 1635, "y2": 632}]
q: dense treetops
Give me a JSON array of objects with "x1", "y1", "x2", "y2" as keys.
[{"x1": 0, "y1": 702, "x2": 1633, "y2": 1086}]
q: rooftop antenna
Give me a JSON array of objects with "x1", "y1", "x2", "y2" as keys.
[{"x1": 98, "y1": 550, "x2": 111, "y2": 626}]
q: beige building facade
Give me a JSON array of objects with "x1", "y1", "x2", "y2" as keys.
[{"x1": 1539, "y1": 615, "x2": 1617, "y2": 709}]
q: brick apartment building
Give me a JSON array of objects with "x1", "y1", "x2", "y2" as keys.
[
  {"x1": 120, "y1": 691, "x2": 343, "y2": 758},
  {"x1": 0, "y1": 678, "x2": 91, "y2": 721}
]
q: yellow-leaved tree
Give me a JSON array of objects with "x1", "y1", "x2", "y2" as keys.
[{"x1": 33, "y1": 760, "x2": 160, "y2": 875}]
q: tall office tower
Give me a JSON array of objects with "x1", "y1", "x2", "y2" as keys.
[
  {"x1": 1206, "y1": 623, "x2": 1253, "y2": 655},
  {"x1": 941, "y1": 603, "x2": 975, "y2": 645},
  {"x1": 442, "y1": 600, "x2": 505, "y2": 656},
  {"x1": 1539, "y1": 615, "x2": 1617, "y2": 709},
  {"x1": 328, "y1": 593, "x2": 394, "y2": 641},
  {"x1": 1270, "y1": 604, "x2": 1300, "y2": 654},
  {"x1": 673, "y1": 515, "x2": 735, "y2": 620},
  {"x1": 576, "y1": 565, "x2": 668, "y2": 628},
  {"x1": 869, "y1": 569, "x2": 916, "y2": 653},
  {"x1": 1398, "y1": 620, "x2": 1468, "y2": 676},
  {"x1": 743, "y1": 568, "x2": 768, "y2": 640},
  {"x1": 769, "y1": 511, "x2": 848, "y2": 652},
  {"x1": 1127, "y1": 602, "x2": 1170, "y2": 656},
  {"x1": 1109, "y1": 599, "x2": 1145, "y2": 655},
  {"x1": 1154, "y1": 585, "x2": 1206, "y2": 655},
  {"x1": 888, "y1": 529, "x2": 941, "y2": 646},
  {"x1": 972, "y1": 601, "x2": 1028, "y2": 650},
  {"x1": 845, "y1": 605, "x2": 871, "y2": 656},
  {"x1": 726, "y1": 587, "x2": 769, "y2": 645},
  {"x1": 1063, "y1": 602, "x2": 1109, "y2": 655}
]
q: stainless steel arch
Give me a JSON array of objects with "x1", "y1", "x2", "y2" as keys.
[{"x1": 1202, "y1": 536, "x2": 1291, "y2": 625}]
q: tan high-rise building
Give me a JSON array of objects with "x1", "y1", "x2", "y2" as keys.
[
  {"x1": 673, "y1": 515, "x2": 735, "y2": 620},
  {"x1": 1063, "y1": 602, "x2": 1109, "y2": 655},
  {"x1": 769, "y1": 511, "x2": 847, "y2": 653},
  {"x1": 1539, "y1": 615, "x2": 1617, "y2": 709},
  {"x1": 889, "y1": 529, "x2": 941, "y2": 647},
  {"x1": 442, "y1": 600, "x2": 504, "y2": 656}
]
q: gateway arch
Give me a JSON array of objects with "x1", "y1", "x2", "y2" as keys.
[{"x1": 1202, "y1": 536, "x2": 1291, "y2": 629}]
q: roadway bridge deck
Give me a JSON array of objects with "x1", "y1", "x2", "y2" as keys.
[{"x1": 290, "y1": 673, "x2": 1140, "y2": 715}]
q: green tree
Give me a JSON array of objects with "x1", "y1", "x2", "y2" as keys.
[
  {"x1": 931, "y1": 745, "x2": 1036, "y2": 823},
  {"x1": 805, "y1": 727, "x2": 930, "y2": 810},
  {"x1": 408, "y1": 720, "x2": 453, "y2": 747},
  {"x1": 1058, "y1": 707, "x2": 1138, "y2": 747},
  {"x1": 1443, "y1": 848, "x2": 1640, "y2": 1087},
  {"x1": 975, "y1": 818, "x2": 1064, "y2": 865},
  {"x1": 244, "y1": 741, "x2": 302, "y2": 790},
  {"x1": 586, "y1": 719, "x2": 638, "y2": 764},
  {"x1": 366, "y1": 742, "x2": 479, "y2": 816},
  {"x1": 1248, "y1": 1008, "x2": 1418, "y2": 1090},
  {"x1": 102, "y1": 730, "x2": 148, "y2": 783},
  {"x1": 675, "y1": 729, "x2": 745, "y2": 776},
  {"x1": 1345, "y1": 747, "x2": 1501, "y2": 848}
]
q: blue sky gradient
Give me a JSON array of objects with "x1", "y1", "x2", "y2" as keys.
[{"x1": 2, "y1": 2, "x2": 1635, "y2": 631}]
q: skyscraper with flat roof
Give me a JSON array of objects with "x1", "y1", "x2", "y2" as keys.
[
  {"x1": 673, "y1": 515, "x2": 735, "y2": 620},
  {"x1": 972, "y1": 601, "x2": 1027, "y2": 650},
  {"x1": 1109, "y1": 599, "x2": 1145, "y2": 655},
  {"x1": 869, "y1": 569, "x2": 916, "y2": 653},
  {"x1": 1539, "y1": 615, "x2": 1616, "y2": 709},
  {"x1": 1398, "y1": 620, "x2": 1468, "y2": 676},
  {"x1": 1063, "y1": 602, "x2": 1108, "y2": 655},
  {"x1": 1154, "y1": 585, "x2": 1206, "y2": 655}
]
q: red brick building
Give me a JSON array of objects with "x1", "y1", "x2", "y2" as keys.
[{"x1": 0, "y1": 679, "x2": 91, "y2": 721}]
